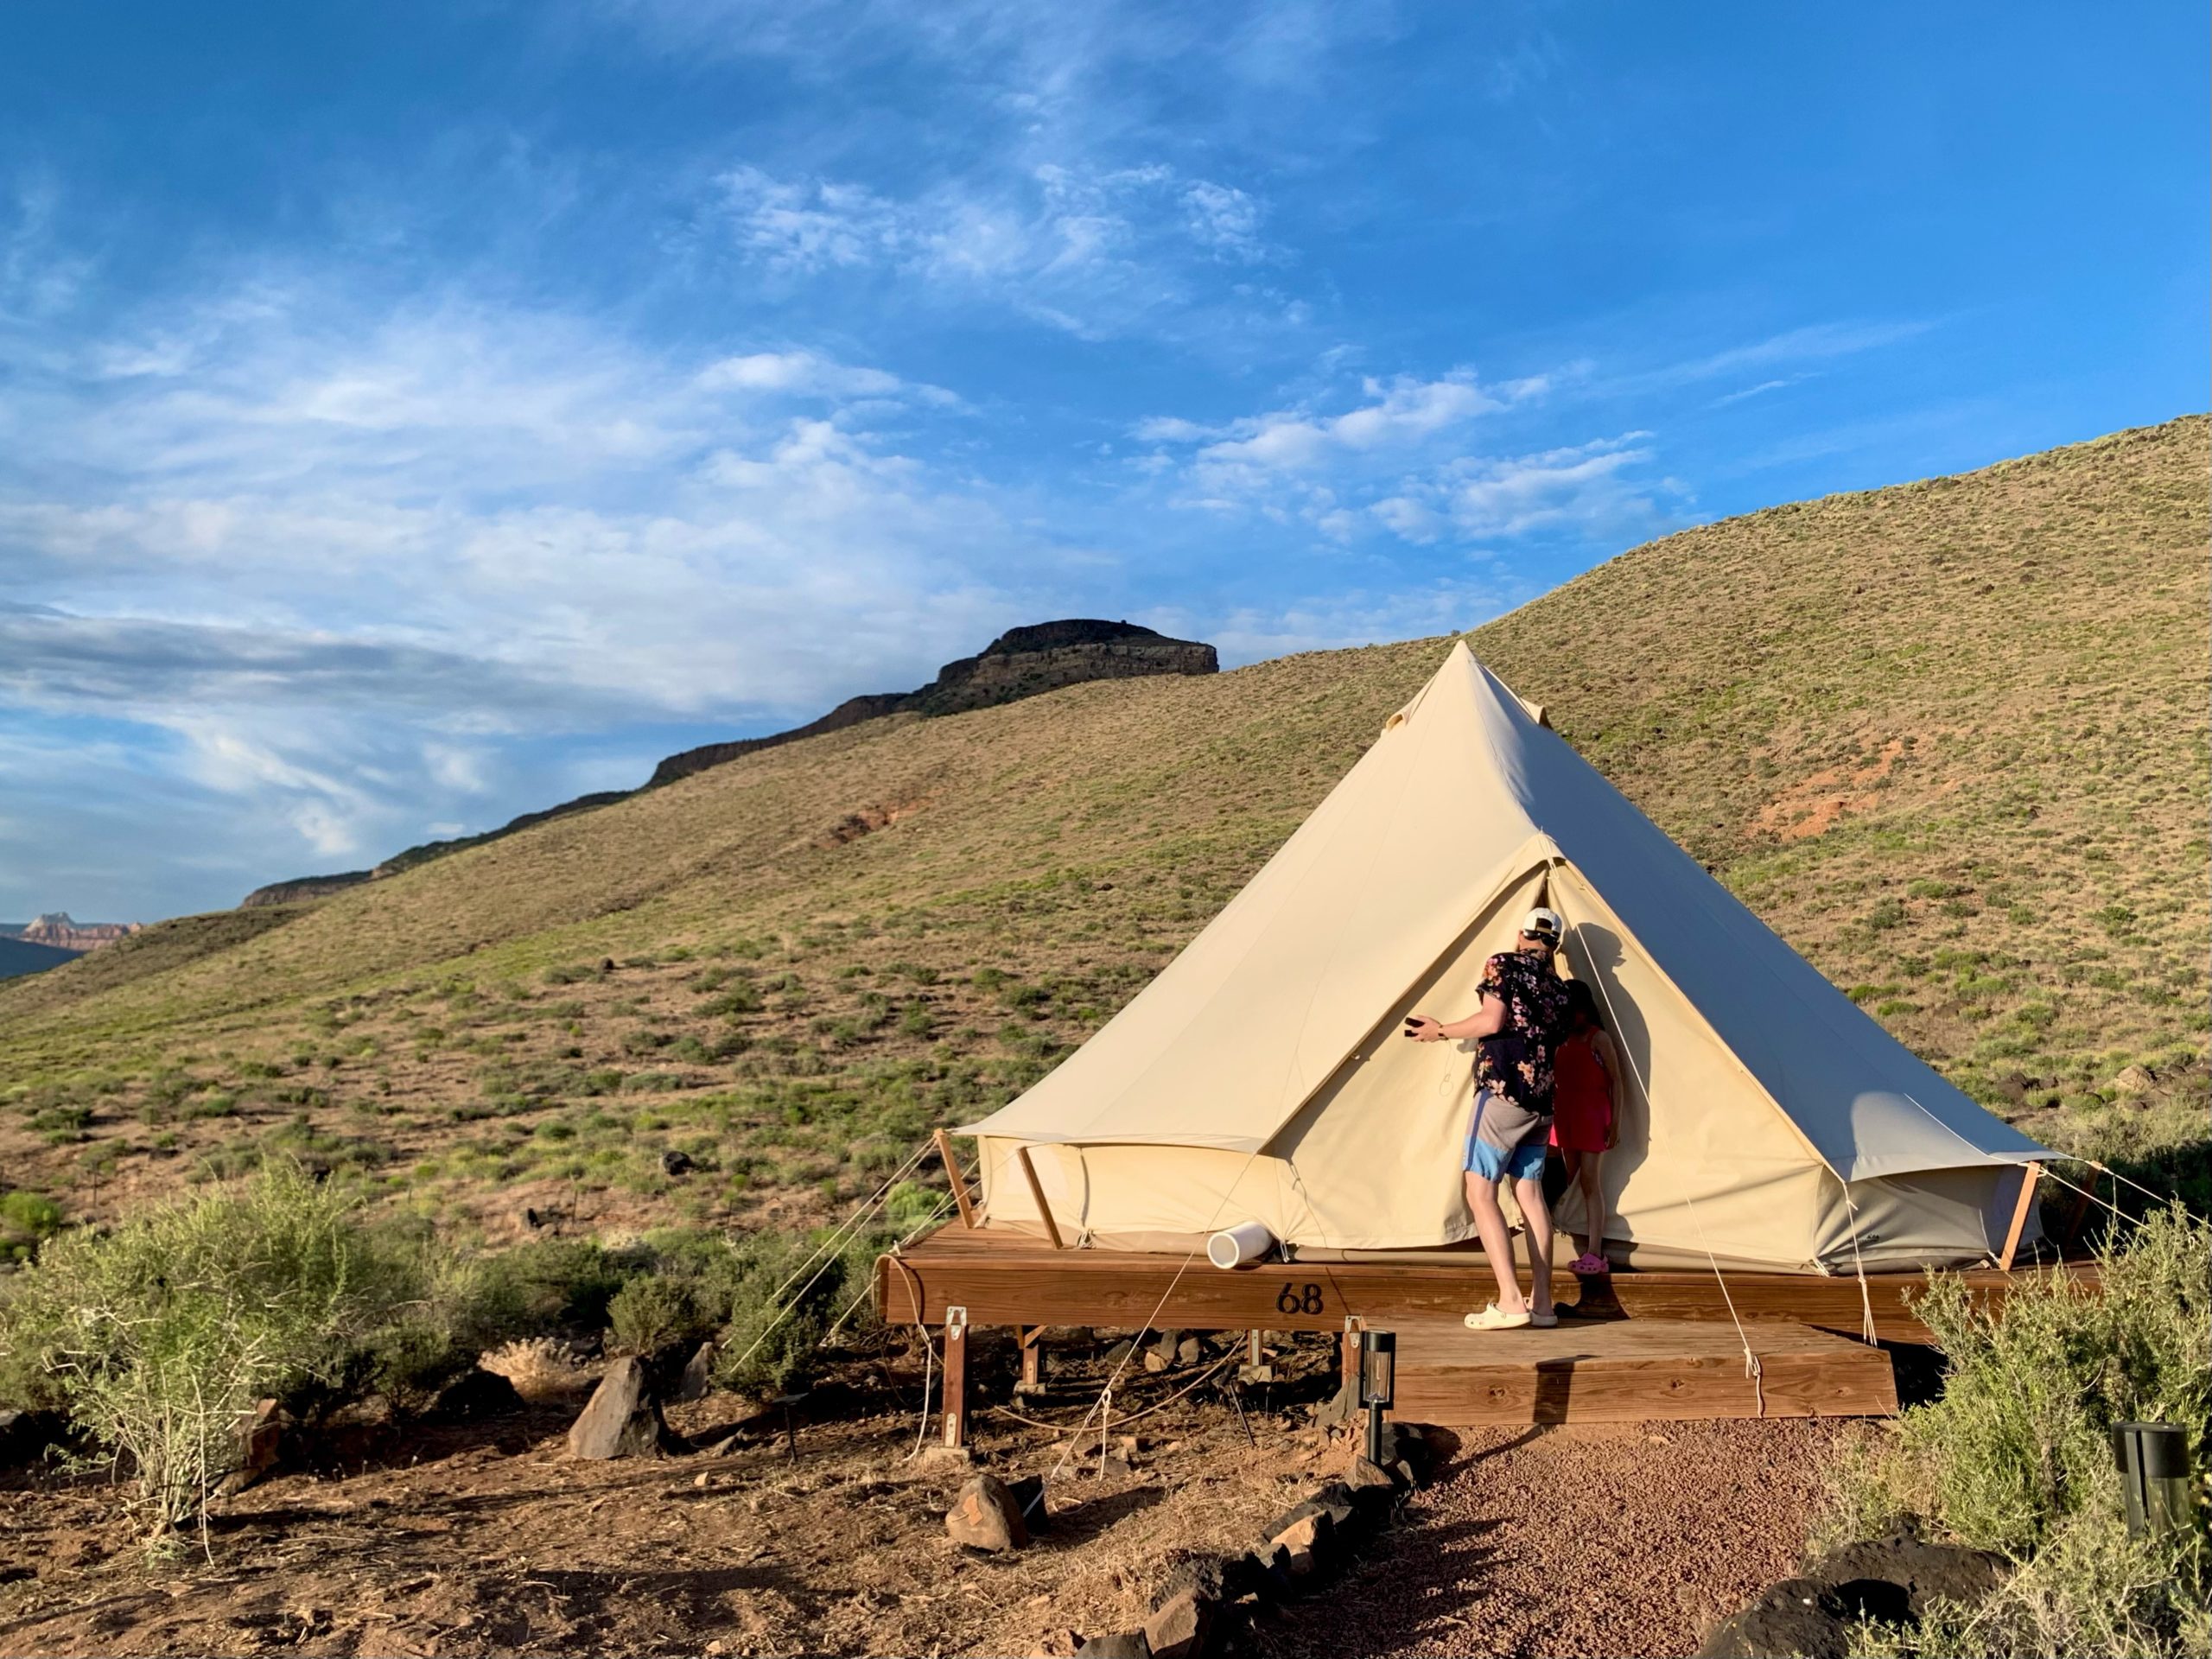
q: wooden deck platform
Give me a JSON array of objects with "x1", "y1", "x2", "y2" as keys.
[
  {"x1": 874, "y1": 1220, "x2": 2084, "y2": 1344},
  {"x1": 1388, "y1": 1318, "x2": 1898, "y2": 1424},
  {"x1": 874, "y1": 1221, "x2": 2083, "y2": 1442}
]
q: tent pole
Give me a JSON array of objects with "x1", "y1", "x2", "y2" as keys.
[
  {"x1": 1997, "y1": 1162, "x2": 2043, "y2": 1272},
  {"x1": 1016, "y1": 1146, "x2": 1067, "y2": 1249},
  {"x1": 932, "y1": 1128, "x2": 978, "y2": 1229}
]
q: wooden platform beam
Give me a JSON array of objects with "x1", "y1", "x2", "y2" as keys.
[
  {"x1": 1388, "y1": 1319, "x2": 1898, "y2": 1425},
  {"x1": 872, "y1": 1227, "x2": 2094, "y2": 1346}
]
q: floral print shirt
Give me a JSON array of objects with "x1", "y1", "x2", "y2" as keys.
[{"x1": 1472, "y1": 950, "x2": 1573, "y2": 1113}]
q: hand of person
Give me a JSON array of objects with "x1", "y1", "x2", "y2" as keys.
[
  {"x1": 1402, "y1": 1015, "x2": 1444, "y2": 1043},
  {"x1": 1604, "y1": 1124, "x2": 1618, "y2": 1150}
]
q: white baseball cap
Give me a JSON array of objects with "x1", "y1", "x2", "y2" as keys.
[{"x1": 1521, "y1": 906, "x2": 1563, "y2": 941}]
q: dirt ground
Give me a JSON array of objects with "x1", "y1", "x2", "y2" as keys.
[
  {"x1": 1255, "y1": 1419, "x2": 1851, "y2": 1659},
  {"x1": 0, "y1": 1331, "x2": 1346, "y2": 1658},
  {"x1": 0, "y1": 1321, "x2": 1852, "y2": 1659}
]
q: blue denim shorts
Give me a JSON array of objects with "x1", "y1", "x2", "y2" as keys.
[{"x1": 1465, "y1": 1088, "x2": 1549, "y2": 1182}]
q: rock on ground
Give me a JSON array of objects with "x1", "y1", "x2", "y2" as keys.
[
  {"x1": 565, "y1": 1357, "x2": 669, "y2": 1459},
  {"x1": 946, "y1": 1473, "x2": 1030, "y2": 1552}
]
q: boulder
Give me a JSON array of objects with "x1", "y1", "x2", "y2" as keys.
[
  {"x1": 217, "y1": 1398, "x2": 286, "y2": 1497},
  {"x1": 1142, "y1": 1588, "x2": 1213, "y2": 1659},
  {"x1": 1007, "y1": 1473, "x2": 1050, "y2": 1533},
  {"x1": 1154, "y1": 1556, "x2": 1232, "y2": 1606},
  {"x1": 1805, "y1": 1533, "x2": 2006, "y2": 1618},
  {"x1": 1271, "y1": 1511, "x2": 1332, "y2": 1579},
  {"x1": 1696, "y1": 1577, "x2": 1845, "y2": 1659},
  {"x1": 1148, "y1": 1329, "x2": 1185, "y2": 1367},
  {"x1": 1697, "y1": 1533, "x2": 2007, "y2": 1659},
  {"x1": 1174, "y1": 1337, "x2": 1204, "y2": 1368},
  {"x1": 674, "y1": 1341, "x2": 718, "y2": 1403},
  {"x1": 1236, "y1": 1542, "x2": 1294, "y2": 1603},
  {"x1": 0, "y1": 1408, "x2": 67, "y2": 1470},
  {"x1": 1074, "y1": 1634, "x2": 1151, "y2": 1658},
  {"x1": 566, "y1": 1357, "x2": 670, "y2": 1459},
  {"x1": 946, "y1": 1473, "x2": 1030, "y2": 1552},
  {"x1": 1272, "y1": 1483, "x2": 1359, "y2": 1537},
  {"x1": 1342, "y1": 1454, "x2": 1400, "y2": 1497},
  {"x1": 429, "y1": 1367, "x2": 525, "y2": 1421}
]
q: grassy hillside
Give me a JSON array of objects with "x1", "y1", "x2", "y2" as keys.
[{"x1": 3, "y1": 416, "x2": 2203, "y2": 1240}]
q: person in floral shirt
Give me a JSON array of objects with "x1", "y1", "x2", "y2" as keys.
[{"x1": 1402, "y1": 906, "x2": 1574, "y2": 1330}]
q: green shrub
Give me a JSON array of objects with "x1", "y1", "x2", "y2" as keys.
[
  {"x1": 468, "y1": 1237, "x2": 626, "y2": 1335},
  {"x1": 1826, "y1": 1206, "x2": 2211, "y2": 1656},
  {"x1": 606, "y1": 1273, "x2": 706, "y2": 1355},
  {"x1": 0, "y1": 1166, "x2": 427, "y2": 1535},
  {"x1": 0, "y1": 1190, "x2": 64, "y2": 1262}
]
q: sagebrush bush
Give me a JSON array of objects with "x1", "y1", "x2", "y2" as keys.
[
  {"x1": 606, "y1": 1272, "x2": 706, "y2": 1355},
  {"x1": 0, "y1": 1166, "x2": 426, "y2": 1534},
  {"x1": 1826, "y1": 1205, "x2": 2210, "y2": 1656}
]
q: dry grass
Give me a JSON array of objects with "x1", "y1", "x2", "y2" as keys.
[{"x1": 1, "y1": 416, "x2": 2203, "y2": 1237}]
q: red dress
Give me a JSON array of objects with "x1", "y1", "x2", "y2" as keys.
[{"x1": 1550, "y1": 1033, "x2": 1611, "y2": 1153}]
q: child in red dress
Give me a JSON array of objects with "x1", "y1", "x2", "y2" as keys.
[{"x1": 1551, "y1": 980, "x2": 1624, "y2": 1274}]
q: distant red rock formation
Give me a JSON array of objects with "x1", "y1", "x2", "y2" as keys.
[{"x1": 19, "y1": 912, "x2": 140, "y2": 950}]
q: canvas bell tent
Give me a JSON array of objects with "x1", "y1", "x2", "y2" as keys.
[{"x1": 959, "y1": 640, "x2": 2048, "y2": 1274}]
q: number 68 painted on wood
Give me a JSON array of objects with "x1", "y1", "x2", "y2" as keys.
[{"x1": 1275, "y1": 1282, "x2": 1325, "y2": 1315}]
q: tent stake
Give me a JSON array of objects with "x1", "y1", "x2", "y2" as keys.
[
  {"x1": 1998, "y1": 1161, "x2": 2043, "y2": 1272},
  {"x1": 1015, "y1": 1146, "x2": 1066, "y2": 1249},
  {"x1": 933, "y1": 1128, "x2": 978, "y2": 1229}
]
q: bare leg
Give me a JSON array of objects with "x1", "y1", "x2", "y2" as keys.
[
  {"x1": 1513, "y1": 1173, "x2": 1554, "y2": 1317},
  {"x1": 1463, "y1": 1173, "x2": 1528, "y2": 1314},
  {"x1": 1577, "y1": 1153, "x2": 1608, "y2": 1262},
  {"x1": 1560, "y1": 1148, "x2": 1588, "y2": 1257}
]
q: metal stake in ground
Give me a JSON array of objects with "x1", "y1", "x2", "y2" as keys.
[{"x1": 1360, "y1": 1328, "x2": 1396, "y2": 1465}]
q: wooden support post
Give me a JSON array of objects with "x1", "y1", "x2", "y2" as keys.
[
  {"x1": 941, "y1": 1308, "x2": 969, "y2": 1448},
  {"x1": 1018, "y1": 1325, "x2": 1044, "y2": 1390},
  {"x1": 1247, "y1": 1329, "x2": 1264, "y2": 1367},
  {"x1": 932, "y1": 1128, "x2": 977, "y2": 1230},
  {"x1": 1998, "y1": 1162, "x2": 2043, "y2": 1272},
  {"x1": 1014, "y1": 1145, "x2": 1065, "y2": 1249}
]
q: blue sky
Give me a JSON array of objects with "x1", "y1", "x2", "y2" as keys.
[{"x1": 2, "y1": 2, "x2": 2204, "y2": 923}]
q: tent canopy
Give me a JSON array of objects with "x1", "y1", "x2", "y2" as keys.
[{"x1": 961, "y1": 641, "x2": 2046, "y2": 1271}]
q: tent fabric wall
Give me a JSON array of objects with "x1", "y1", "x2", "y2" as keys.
[{"x1": 963, "y1": 640, "x2": 2049, "y2": 1273}]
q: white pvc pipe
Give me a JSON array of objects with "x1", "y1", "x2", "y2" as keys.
[{"x1": 1207, "y1": 1220, "x2": 1275, "y2": 1269}]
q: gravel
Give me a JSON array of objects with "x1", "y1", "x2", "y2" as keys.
[{"x1": 1250, "y1": 1418, "x2": 1854, "y2": 1659}]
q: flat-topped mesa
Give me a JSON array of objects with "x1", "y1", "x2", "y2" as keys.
[
  {"x1": 651, "y1": 620, "x2": 1217, "y2": 786},
  {"x1": 237, "y1": 618, "x2": 1222, "y2": 906},
  {"x1": 19, "y1": 912, "x2": 141, "y2": 950},
  {"x1": 908, "y1": 620, "x2": 1218, "y2": 716},
  {"x1": 239, "y1": 873, "x2": 374, "y2": 909}
]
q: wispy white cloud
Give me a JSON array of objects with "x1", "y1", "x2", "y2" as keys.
[
  {"x1": 708, "y1": 159, "x2": 1284, "y2": 336},
  {"x1": 0, "y1": 174, "x2": 92, "y2": 325},
  {"x1": 0, "y1": 270, "x2": 1057, "y2": 872},
  {"x1": 1617, "y1": 320, "x2": 1934, "y2": 401},
  {"x1": 1128, "y1": 366, "x2": 1668, "y2": 547}
]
